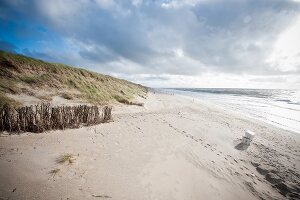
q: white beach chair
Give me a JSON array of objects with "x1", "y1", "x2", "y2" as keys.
[{"x1": 242, "y1": 130, "x2": 255, "y2": 145}]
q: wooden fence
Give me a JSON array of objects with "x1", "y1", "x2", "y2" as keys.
[{"x1": 0, "y1": 104, "x2": 112, "y2": 133}]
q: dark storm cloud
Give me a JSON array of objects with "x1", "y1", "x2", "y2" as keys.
[{"x1": 1, "y1": 0, "x2": 300, "y2": 76}]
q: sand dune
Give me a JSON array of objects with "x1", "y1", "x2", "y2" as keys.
[{"x1": 0, "y1": 92, "x2": 299, "y2": 200}]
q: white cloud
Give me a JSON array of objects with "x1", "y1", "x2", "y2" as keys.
[
  {"x1": 94, "y1": 0, "x2": 116, "y2": 9},
  {"x1": 161, "y1": 0, "x2": 208, "y2": 9},
  {"x1": 267, "y1": 14, "x2": 300, "y2": 72},
  {"x1": 121, "y1": 73, "x2": 300, "y2": 89},
  {"x1": 35, "y1": 0, "x2": 85, "y2": 22},
  {"x1": 174, "y1": 48, "x2": 184, "y2": 57},
  {"x1": 131, "y1": 0, "x2": 143, "y2": 7},
  {"x1": 2, "y1": 0, "x2": 300, "y2": 89}
]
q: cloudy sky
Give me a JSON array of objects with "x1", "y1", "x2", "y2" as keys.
[{"x1": 1, "y1": 0, "x2": 300, "y2": 89}]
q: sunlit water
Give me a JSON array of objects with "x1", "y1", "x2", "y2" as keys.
[{"x1": 164, "y1": 88, "x2": 300, "y2": 134}]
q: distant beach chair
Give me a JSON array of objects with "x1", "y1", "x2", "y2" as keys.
[{"x1": 242, "y1": 130, "x2": 255, "y2": 145}]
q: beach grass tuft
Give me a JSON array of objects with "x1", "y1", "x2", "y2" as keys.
[
  {"x1": 0, "y1": 92, "x2": 21, "y2": 108},
  {"x1": 56, "y1": 154, "x2": 74, "y2": 164},
  {"x1": 61, "y1": 93, "x2": 74, "y2": 100},
  {"x1": 49, "y1": 168, "x2": 60, "y2": 177}
]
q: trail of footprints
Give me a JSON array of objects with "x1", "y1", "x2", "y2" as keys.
[
  {"x1": 121, "y1": 113, "x2": 287, "y2": 199},
  {"x1": 163, "y1": 118, "x2": 261, "y2": 183},
  {"x1": 126, "y1": 115, "x2": 259, "y2": 185},
  {"x1": 122, "y1": 114, "x2": 267, "y2": 196},
  {"x1": 128, "y1": 115, "x2": 255, "y2": 177}
]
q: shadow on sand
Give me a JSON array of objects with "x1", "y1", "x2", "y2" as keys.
[{"x1": 235, "y1": 142, "x2": 250, "y2": 151}]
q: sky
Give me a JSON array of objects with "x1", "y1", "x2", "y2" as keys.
[{"x1": 0, "y1": 0, "x2": 300, "y2": 89}]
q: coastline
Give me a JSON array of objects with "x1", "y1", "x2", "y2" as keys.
[
  {"x1": 164, "y1": 88, "x2": 300, "y2": 134},
  {"x1": 0, "y1": 92, "x2": 299, "y2": 200}
]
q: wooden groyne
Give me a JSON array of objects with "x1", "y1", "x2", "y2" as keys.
[{"x1": 0, "y1": 103, "x2": 112, "y2": 133}]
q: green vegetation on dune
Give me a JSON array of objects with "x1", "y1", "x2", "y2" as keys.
[
  {"x1": 0, "y1": 92, "x2": 21, "y2": 108},
  {"x1": 0, "y1": 51, "x2": 147, "y2": 107}
]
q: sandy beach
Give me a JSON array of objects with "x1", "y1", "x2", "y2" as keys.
[{"x1": 0, "y1": 92, "x2": 299, "y2": 200}]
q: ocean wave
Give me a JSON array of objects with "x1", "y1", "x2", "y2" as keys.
[
  {"x1": 275, "y1": 99, "x2": 300, "y2": 105},
  {"x1": 166, "y1": 88, "x2": 300, "y2": 134}
]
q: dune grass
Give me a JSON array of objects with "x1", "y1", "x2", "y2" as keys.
[
  {"x1": 0, "y1": 92, "x2": 21, "y2": 108},
  {"x1": 56, "y1": 154, "x2": 74, "y2": 164},
  {"x1": 0, "y1": 79, "x2": 20, "y2": 94},
  {"x1": 21, "y1": 76, "x2": 39, "y2": 84},
  {"x1": 114, "y1": 95, "x2": 144, "y2": 106},
  {"x1": 0, "y1": 50, "x2": 147, "y2": 107},
  {"x1": 61, "y1": 93, "x2": 74, "y2": 100}
]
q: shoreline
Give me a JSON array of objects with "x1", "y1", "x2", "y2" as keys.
[
  {"x1": 163, "y1": 88, "x2": 300, "y2": 135},
  {"x1": 171, "y1": 92, "x2": 300, "y2": 136},
  {"x1": 0, "y1": 92, "x2": 299, "y2": 200}
]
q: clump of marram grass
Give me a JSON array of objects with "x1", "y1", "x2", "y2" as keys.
[
  {"x1": 38, "y1": 95, "x2": 52, "y2": 101},
  {"x1": 114, "y1": 95, "x2": 144, "y2": 106},
  {"x1": 56, "y1": 154, "x2": 74, "y2": 164},
  {"x1": 49, "y1": 168, "x2": 60, "y2": 178},
  {"x1": 21, "y1": 76, "x2": 39, "y2": 84},
  {"x1": 0, "y1": 92, "x2": 21, "y2": 108},
  {"x1": 118, "y1": 99, "x2": 143, "y2": 106},
  {"x1": 0, "y1": 79, "x2": 20, "y2": 94},
  {"x1": 61, "y1": 93, "x2": 73, "y2": 100}
]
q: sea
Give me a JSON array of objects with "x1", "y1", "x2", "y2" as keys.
[{"x1": 164, "y1": 88, "x2": 300, "y2": 134}]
